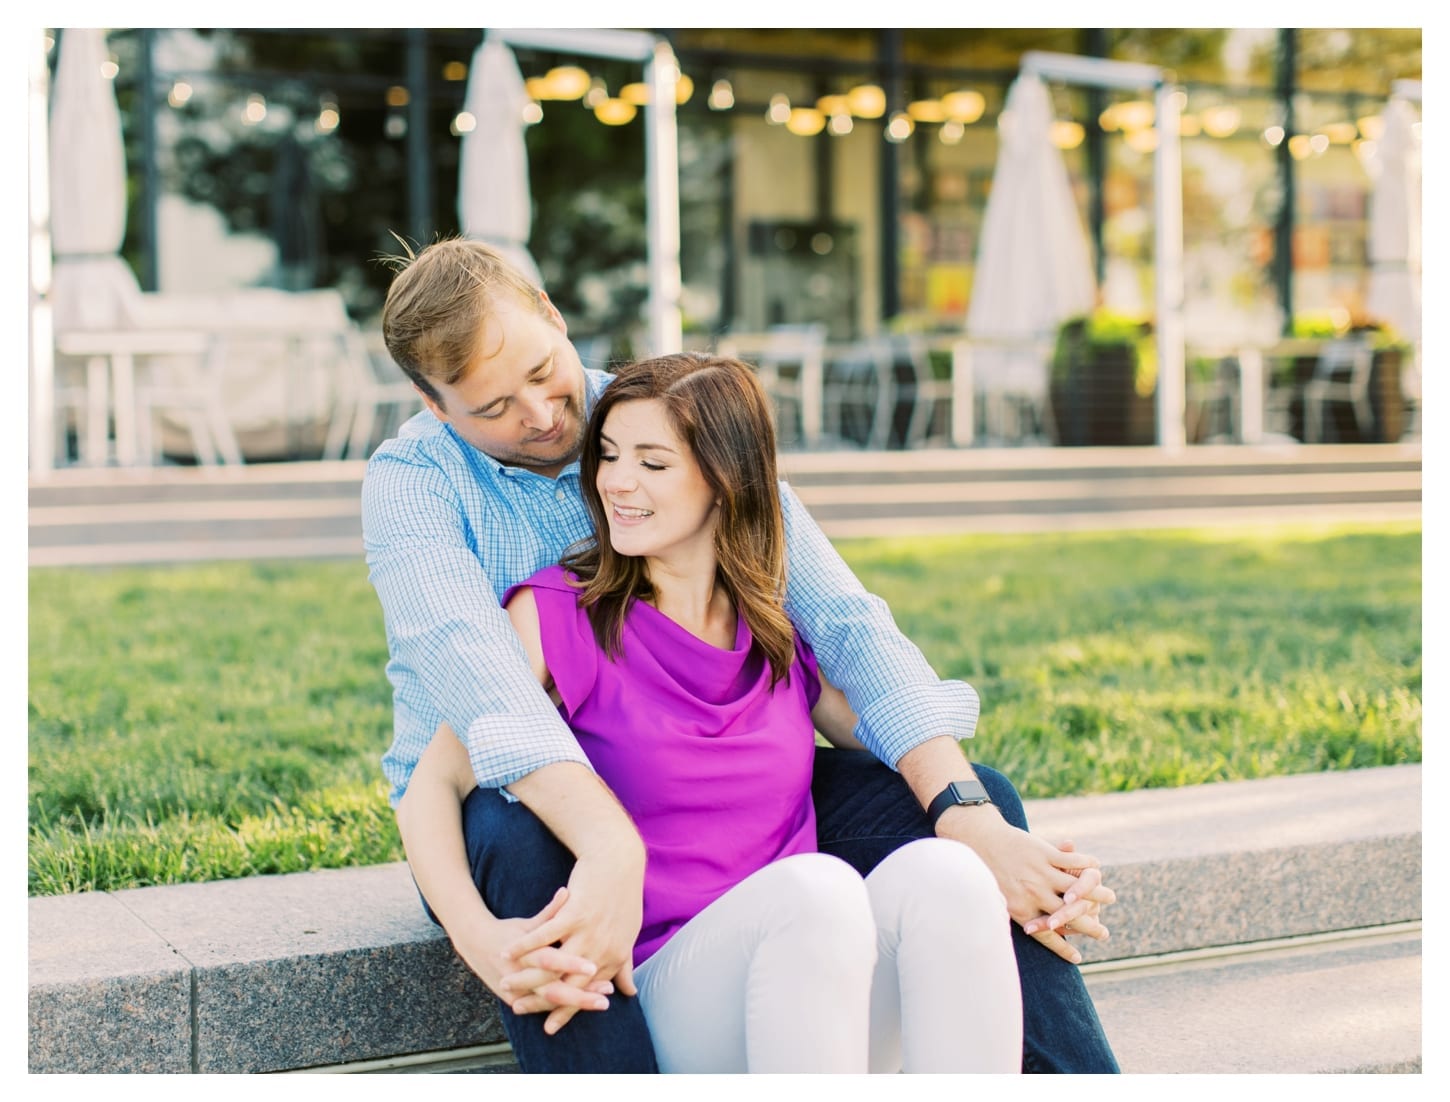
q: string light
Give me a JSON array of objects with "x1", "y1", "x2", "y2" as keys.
[
  {"x1": 1124, "y1": 127, "x2": 1159, "y2": 153},
  {"x1": 907, "y1": 99, "x2": 945, "y2": 123},
  {"x1": 940, "y1": 89, "x2": 984, "y2": 123},
  {"x1": 1320, "y1": 121, "x2": 1359, "y2": 144},
  {"x1": 316, "y1": 99, "x2": 340, "y2": 134},
  {"x1": 708, "y1": 78, "x2": 734, "y2": 110},
  {"x1": 885, "y1": 111, "x2": 914, "y2": 142},
  {"x1": 846, "y1": 84, "x2": 886, "y2": 119},
  {"x1": 1357, "y1": 115, "x2": 1385, "y2": 141},
  {"x1": 766, "y1": 93, "x2": 791, "y2": 124},
  {"x1": 786, "y1": 107, "x2": 825, "y2": 136},
  {"x1": 594, "y1": 98, "x2": 637, "y2": 126},
  {"x1": 1050, "y1": 120, "x2": 1085, "y2": 149},
  {"x1": 1200, "y1": 105, "x2": 1240, "y2": 138},
  {"x1": 543, "y1": 65, "x2": 591, "y2": 100}
]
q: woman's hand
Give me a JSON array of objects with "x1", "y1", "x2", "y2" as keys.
[
  {"x1": 936, "y1": 806, "x2": 1107, "y2": 964},
  {"x1": 449, "y1": 887, "x2": 615, "y2": 1015},
  {"x1": 499, "y1": 847, "x2": 646, "y2": 1035},
  {"x1": 1021, "y1": 840, "x2": 1116, "y2": 945}
]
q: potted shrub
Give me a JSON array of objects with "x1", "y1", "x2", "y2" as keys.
[{"x1": 1050, "y1": 311, "x2": 1156, "y2": 446}]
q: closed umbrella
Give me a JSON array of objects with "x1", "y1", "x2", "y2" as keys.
[
  {"x1": 966, "y1": 73, "x2": 1095, "y2": 430},
  {"x1": 1365, "y1": 97, "x2": 1420, "y2": 343},
  {"x1": 49, "y1": 27, "x2": 137, "y2": 330},
  {"x1": 457, "y1": 36, "x2": 543, "y2": 286}
]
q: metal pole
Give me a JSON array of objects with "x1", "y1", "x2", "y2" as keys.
[
  {"x1": 878, "y1": 29, "x2": 903, "y2": 323},
  {"x1": 30, "y1": 30, "x2": 55, "y2": 476},
  {"x1": 1274, "y1": 29, "x2": 1296, "y2": 335},
  {"x1": 406, "y1": 30, "x2": 433, "y2": 247},
  {"x1": 1153, "y1": 80, "x2": 1186, "y2": 450},
  {"x1": 644, "y1": 41, "x2": 683, "y2": 355},
  {"x1": 137, "y1": 29, "x2": 160, "y2": 291},
  {"x1": 1083, "y1": 29, "x2": 1108, "y2": 287}
]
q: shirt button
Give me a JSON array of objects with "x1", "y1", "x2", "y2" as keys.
[{"x1": 556, "y1": 489, "x2": 566, "y2": 502}]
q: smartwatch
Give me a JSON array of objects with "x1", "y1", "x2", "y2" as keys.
[{"x1": 926, "y1": 779, "x2": 993, "y2": 827}]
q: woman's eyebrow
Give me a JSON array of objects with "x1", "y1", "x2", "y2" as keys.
[{"x1": 599, "y1": 431, "x2": 678, "y2": 455}]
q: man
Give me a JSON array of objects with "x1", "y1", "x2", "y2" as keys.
[{"x1": 363, "y1": 238, "x2": 1120, "y2": 1073}]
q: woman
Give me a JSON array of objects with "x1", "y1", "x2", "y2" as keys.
[{"x1": 399, "y1": 353, "x2": 1022, "y2": 1072}]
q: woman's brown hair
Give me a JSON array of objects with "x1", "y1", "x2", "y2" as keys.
[{"x1": 561, "y1": 353, "x2": 796, "y2": 685}]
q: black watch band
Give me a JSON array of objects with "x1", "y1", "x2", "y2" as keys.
[{"x1": 926, "y1": 779, "x2": 993, "y2": 827}]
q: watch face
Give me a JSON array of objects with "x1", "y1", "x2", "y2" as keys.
[{"x1": 952, "y1": 780, "x2": 990, "y2": 804}]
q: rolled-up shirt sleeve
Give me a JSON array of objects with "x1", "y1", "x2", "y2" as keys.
[
  {"x1": 778, "y1": 481, "x2": 979, "y2": 768},
  {"x1": 363, "y1": 448, "x2": 590, "y2": 806}
]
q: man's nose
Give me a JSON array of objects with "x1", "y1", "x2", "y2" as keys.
[{"x1": 520, "y1": 389, "x2": 553, "y2": 429}]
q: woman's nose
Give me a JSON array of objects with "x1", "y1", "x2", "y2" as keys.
[{"x1": 601, "y1": 466, "x2": 636, "y2": 494}]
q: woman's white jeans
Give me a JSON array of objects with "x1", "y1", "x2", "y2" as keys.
[{"x1": 633, "y1": 838, "x2": 1023, "y2": 1073}]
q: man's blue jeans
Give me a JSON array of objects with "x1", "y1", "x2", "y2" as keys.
[{"x1": 450, "y1": 748, "x2": 1119, "y2": 1073}]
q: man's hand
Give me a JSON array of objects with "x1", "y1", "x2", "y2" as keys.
[
  {"x1": 449, "y1": 887, "x2": 615, "y2": 1014},
  {"x1": 936, "y1": 805, "x2": 1108, "y2": 964},
  {"x1": 500, "y1": 848, "x2": 646, "y2": 1035}
]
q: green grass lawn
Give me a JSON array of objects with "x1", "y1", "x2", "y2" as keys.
[{"x1": 28, "y1": 520, "x2": 1421, "y2": 896}]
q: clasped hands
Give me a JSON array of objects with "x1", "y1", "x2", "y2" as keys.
[
  {"x1": 454, "y1": 851, "x2": 644, "y2": 1037},
  {"x1": 935, "y1": 804, "x2": 1116, "y2": 964}
]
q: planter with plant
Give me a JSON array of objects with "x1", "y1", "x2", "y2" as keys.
[
  {"x1": 1050, "y1": 311, "x2": 1157, "y2": 446},
  {"x1": 1285, "y1": 314, "x2": 1411, "y2": 443}
]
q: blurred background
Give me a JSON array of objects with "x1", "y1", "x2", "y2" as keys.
[{"x1": 30, "y1": 27, "x2": 1423, "y2": 467}]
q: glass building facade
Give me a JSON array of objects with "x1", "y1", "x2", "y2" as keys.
[{"x1": 68, "y1": 27, "x2": 1422, "y2": 355}]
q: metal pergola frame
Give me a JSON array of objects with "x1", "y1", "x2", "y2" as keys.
[
  {"x1": 1021, "y1": 50, "x2": 1186, "y2": 450},
  {"x1": 486, "y1": 29, "x2": 683, "y2": 358}
]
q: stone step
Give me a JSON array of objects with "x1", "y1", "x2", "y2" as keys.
[
  {"x1": 1085, "y1": 927, "x2": 1421, "y2": 1074},
  {"x1": 27, "y1": 444, "x2": 1421, "y2": 506},
  {"x1": 27, "y1": 445, "x2": 1422, "y2": 568},
  {"x1": 25, "y1": 471, "x2": 1419, "y2": 544},
  {"x1": 27, "y1": 764, "x2": 1421, "y2": 1074}
]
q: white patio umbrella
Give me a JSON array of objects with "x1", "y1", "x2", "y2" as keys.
[
  {"x1": 965, "y1": 73, "x2": 1096, "y2": 428},
  {"x1": 1365, "y1": 97, "x2": 1421, "y2": 344},
  {"x1": 457, "y1": 36, "x2": 544, "y2": 286},
  {"x1": 49, "y1": 27, "x2": 137, "y2": 331}
]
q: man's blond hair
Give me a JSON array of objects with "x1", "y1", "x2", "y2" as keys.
[{"x1": 382, "y1": 238, "x2": 550, "y2": 402}]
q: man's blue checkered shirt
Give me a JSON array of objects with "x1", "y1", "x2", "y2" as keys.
[{"x1": 363, "y1": 369, "x2": 979, "y2": 808}]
